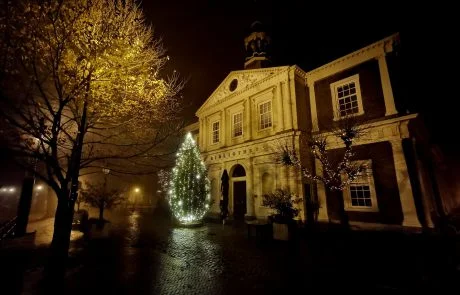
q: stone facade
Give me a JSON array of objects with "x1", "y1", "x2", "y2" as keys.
[
  {"x1": 189, "y1": 33, "x2": 442, "y2": 228},
  {"x1": 195, "y1": 66, "x2": 307, "y2": 221}
]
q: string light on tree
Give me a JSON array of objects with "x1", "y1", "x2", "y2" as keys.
[{"x1": 169, "y1": 132, "x2": 211, "y2": 224}]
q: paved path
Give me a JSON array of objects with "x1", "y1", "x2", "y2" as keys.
[{"x1": 1, "y1": 207, "x2": 459, "y2": 294}]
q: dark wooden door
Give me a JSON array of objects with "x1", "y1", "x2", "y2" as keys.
[{"x1": 233, "y1": 181, "x2": 246, "y2": 221}]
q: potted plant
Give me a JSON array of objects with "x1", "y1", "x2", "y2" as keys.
[{"x1": 262, "y1": 189, "x2": 302, "y2": 240}]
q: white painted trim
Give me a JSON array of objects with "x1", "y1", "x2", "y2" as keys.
[
  {"x1": 308, "y1": 80, "x2": 319, "y2": 132},
  {"x1": 319, "y1": 114, "x2": 418, "y2": 150},
  {"x1": 330, "y1": 74, "x2": 364, "y2": 121},
  {"x1": 306, "y1": 33, "x2": 398, "y2": 83},
  {"x1": 244, "y1": 56, "x2": 268, "y2": 67},
  {"x1": 377, "y1": 54, "x2": 398, "y2": 116},
  {"x1": 390, "y1": 139, "x2": 422, "y2": 227}
]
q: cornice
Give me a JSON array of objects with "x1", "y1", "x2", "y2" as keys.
[
  {"x1": 292, "y1": 65, "x2": 307, "y2": 79},
  {"x1": 306, "y1": 33, "x2": 399, "y2": 82},
  {"x1": 321, "y1": 113, "x2": 417, "y2": 149}
]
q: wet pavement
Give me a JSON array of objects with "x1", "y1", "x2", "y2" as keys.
[{"x1": 1, "y1": 207, "x2": 460, "y2": 294}]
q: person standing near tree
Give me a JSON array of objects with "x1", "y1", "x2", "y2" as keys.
[{"x1": 220, "y1": 170, "x2": 229, "y2": 223}]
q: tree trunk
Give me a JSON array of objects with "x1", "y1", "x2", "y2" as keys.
[
  {"x1": 336, "y1": 192, "x2": 349, "y2": 229},
  {"x1": 47, "y1": 191, "x2": 75, "y2": 279},
  {"x1": 99, "y1": 205, "x2": 104, "y2": 222}
]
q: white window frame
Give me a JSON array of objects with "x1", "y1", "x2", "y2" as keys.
[
  {"x1": 211, "y1": 120, "x2": 220, "y2": 145},
  {"x1": 258, "y1": 100, "x2": 272, "y2": 130},
  {"x1": 330, "y1": 74, "x2": 364, "y2": 121},
  {"x1": 343, "y1": 159, "x2": 379, "y2": 212},
  {"x1": 232, "y1": 112, "x2": 243, "y2": 138}
]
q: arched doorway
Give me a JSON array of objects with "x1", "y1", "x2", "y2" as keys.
[{"x1": 231, "y1": 164, "x2": 246, "y2": 221}]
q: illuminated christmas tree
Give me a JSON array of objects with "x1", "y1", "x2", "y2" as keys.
[{"x1": 169, "y1": 133, "x2": 211, "y2": 224}]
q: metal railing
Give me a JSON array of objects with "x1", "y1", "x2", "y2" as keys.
[{"x1": 0, "y1": 216, "x2": 17, "y2": 242}]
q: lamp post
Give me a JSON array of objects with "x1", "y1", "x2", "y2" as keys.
[{"x1": 133, "y1": 187, "x2": 140, "y2": 209}]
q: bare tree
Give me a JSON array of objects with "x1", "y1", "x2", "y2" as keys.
[
  {"x1": 80, "y1": 183, "x2": 125, "y2": 223},
  {"x1": 0, "y1": 0, "x2": 184, "y2": 272},
  {"x1": 276, "y1": 115, "x2": 368, "y2": 227}
]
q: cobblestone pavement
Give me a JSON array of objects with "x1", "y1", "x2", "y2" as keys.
[{"x1": 2, "y1": 207, "x2": 460, "y2": 295}]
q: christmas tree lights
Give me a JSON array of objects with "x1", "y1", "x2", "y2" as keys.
[{"x1": 169, "y1": 132, "x2": 211, "y2": 224}]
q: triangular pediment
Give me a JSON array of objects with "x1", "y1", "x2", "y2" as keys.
[{"x1": 196, "y1": 66, "x2": 289, "y2": 115}]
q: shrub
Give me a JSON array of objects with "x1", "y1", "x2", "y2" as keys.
[{"x1": 262, "y1": 189, "x2": 302, "y2": 223}]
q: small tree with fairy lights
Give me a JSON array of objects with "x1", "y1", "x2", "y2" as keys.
[
  {"x1": 169, "y1": 133, "x2": 211, "y2": 225},
  {"x1": 276, "y1": 115, "x2": 367, "y2": 227}
]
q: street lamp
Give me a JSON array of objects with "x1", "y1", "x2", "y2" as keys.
[
  {"x1": 102, "y1": 167, "x2": 110, "y2": 191},
  {"x1": 132, "y1": 187, "x2": 141, "y2": 208}
]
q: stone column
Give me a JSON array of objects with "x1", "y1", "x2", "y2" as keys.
[
  {"x1": 203, "y1": 118, "x2": 208, "y2": 150},
  {"x1": 377, "y1": 54, "x2": 398, "y2": 116},
  {"x1": 246, "y1": 99, "x2": 252, "y2": 140},
  {"x1": 221, "y1": 110, "x2": 226, "y2": 146},
  {"x1": 308, "y1": 80, "x2": 319, "y2": 132},
  {"x1": 282, "y1": 81, "x2": 293, "y2": 130},
  {"x1": 411, "y1": 138, "x2": 435, "y2": 228},
  {"x1": 289, "y1": 68, "x2": 298, "y2": 129},
  {"x1": 246, "y1": 158, "x2": 255, "y2": 218},
  {"x1": 276, "y1": 83, "x2": 284, "y2": 132},
  {"x1": 390, "y1": 139, "x2": 421, "y2": 227},
  {"x1": 315, "y1": 158, "x2": 329, "y2": 222},
  {"x1": 199, "y1": 118, "x2": 204, "y2": 148}
]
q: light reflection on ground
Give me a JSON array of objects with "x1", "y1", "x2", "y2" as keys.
[{"x1": 70, "y1": 230, "x2": 84, "y2": 241}]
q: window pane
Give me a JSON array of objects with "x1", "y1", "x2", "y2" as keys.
[
  {"x1": 350, "y1": 184, "x2": 372, "y2": 208},
  {"x1": 336, "y1": 80, "x2": 360, "y2": 118},
  {"x1": 259, "y1": 101, "x2": 272, "y2": 129},
  {"x1": 233, "y1": 113, "x2": 243, "y2": 137},
  {"x1": 212, "y1": 121, "x2": 220, "y2": 143}
]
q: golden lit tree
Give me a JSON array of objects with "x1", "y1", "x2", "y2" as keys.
[{"x1": 0, "y1": 0, "x2": 184, "y2": 273}]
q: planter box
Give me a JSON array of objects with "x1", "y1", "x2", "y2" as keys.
[
  {"x1": 90, "y1": 222, "x2": 111, "y2": 239},
  {"x1": 272, "y1": 222, "x2": 290, "y2": 241}
]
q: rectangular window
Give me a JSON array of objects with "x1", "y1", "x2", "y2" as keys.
[
  {"x1": 212, "y1": 121, "x2": 220, "y2": 144},
  {"x1": 259, "y1": 101, "x2": 272, "y2": 130},
  {"x1": 350, "y1": 183, "x2": 372, "y2": 207},
  {"x1": 344, "y1": 160, "x2": 378, "y2": 212},
  {"x1": 330, "y1": 74, "x2": 364, "y2": 120},
  {"x1": 233, "y1": 113, "x2": 243, "y2": 137},
  {"x1": 337, "y1": 81, "x2": 359, "y2": 117}
]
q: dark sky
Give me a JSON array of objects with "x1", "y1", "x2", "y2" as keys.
[{"x1": 140, "y1": 0, "x2": 410, "y2": 123}]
